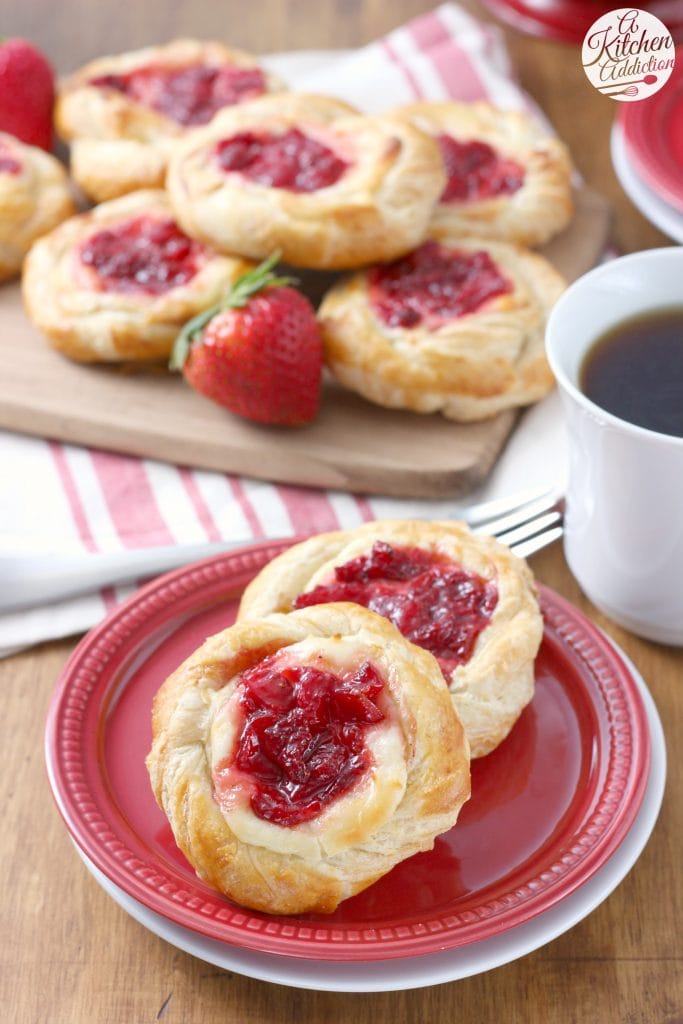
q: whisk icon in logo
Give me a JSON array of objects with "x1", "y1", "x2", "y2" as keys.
[{"x1": 582, "y1": 7, "x2": 675, "y2": 100}]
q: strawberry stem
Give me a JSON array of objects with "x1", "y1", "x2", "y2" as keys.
[{"x1": 170, "y1": 251, "x2": 296, "y2": 370}]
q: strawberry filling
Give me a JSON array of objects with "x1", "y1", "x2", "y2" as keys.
[
  {"x1": 0, "y1": 141, "x2": 21, "y2": 175},
  {"x1": 214, "y1": 657, "x2": 386, "y2": 826},
  {"x1": 214, "y1": 127, "x2": 349, "y2": 192},
  {"x1": 89, "y1": 63, "x2": 266, "y2": 126},
  {"x1": 438, "y1": 134, "x2": 525, "y2": 203},
  {"x1": 78, "y1": 215, "x2": 204, "y2": 295},
  {"x1": 368, "y1": 240, "x2": 512, "y2": 328},
  {"x1": 294, "y1": 542, "x2": 498, "y2": 676}
]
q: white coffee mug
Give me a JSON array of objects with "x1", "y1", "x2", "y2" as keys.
[{"x1": 545, "y1": 247, "x2": 683, "y2": 646}]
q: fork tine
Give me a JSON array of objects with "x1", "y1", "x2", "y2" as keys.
[
  {"x1": 510, "y1": 525, "x2": 564, "y2": 559},
  {"x1": 463, "y1": 487, "x2": 558, "y2": 529},
  {"x1": 492, "y1": 508, "x2": 563, "y2": 548},
  {"x1": 470, "y1": 491, "x2": 563, "y2": 538},
  {"x1": 468, "y1": 489, "x2": 564, "y2": 559}
]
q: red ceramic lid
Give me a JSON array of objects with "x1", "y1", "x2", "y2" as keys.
[
  {"x1": 45, "y1": 540, "x2": 651, "y2": 961},
  {"x1": 479, "y1": 1, "x2": 683, "y2": 44},
  {"x1": 619, "y1": 53, "x2": 683, "y2": 212}
]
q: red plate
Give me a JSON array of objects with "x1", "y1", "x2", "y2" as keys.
[
  {"x1": 45, "y1": 540, "x2": 650, "y2": 961},
  {"x1": 479, "y1": 1, "x2": 683, "y2": 44},
  {"x1": 619, "y1": 53, "x2": 683, "y2": 212}
]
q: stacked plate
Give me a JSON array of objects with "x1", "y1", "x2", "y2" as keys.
[
  {"x1": 612, "y1": 57, "x2": 683, "y2": 243},
  {"x1": 480, "y1": 1, "x2": 683, "y2": 44},
  {"x1": 44, "y1": 542, "x2": 666, "y2": 993}
]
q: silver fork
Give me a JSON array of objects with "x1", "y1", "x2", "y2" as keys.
[
  {"x1": 0, "y1": 487, "x2": 563, "y2": 614},
  {"x1": 468, "y1": 487, "x2": 565, "y2": 557}
]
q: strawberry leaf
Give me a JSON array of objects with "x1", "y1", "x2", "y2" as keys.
[
  {"x1": 170, "y1": 251, "x2": 297, "y2": 370},
  {"x1": 225, "y1": 250, "x2": 297, "y2": 308},
  {"x1": 169, "y1": 304, "x2": 219, "y2": 370}
]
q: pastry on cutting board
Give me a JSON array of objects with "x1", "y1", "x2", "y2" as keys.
[
  {"x1": 318, "y1": 235, "x2": 565, "y2": 421},
  {"x1": 55, "y1": 39, "x2": 285, "y2": 202},
  {"x1": 165, "y1": 92, "x2": 447, "y2": 270},
  {"x1": 394, "y1": 100, "x2": 574, "y2": 247},
  {"x1": 0, "y1": 131, "x2": 76, "y2": 282},
  {"x1": 146, "y1": 602, "x2": 470, "y2": 915},
  {"x1": 22, "y1": 188, "x2": 252, "y2": 362}
]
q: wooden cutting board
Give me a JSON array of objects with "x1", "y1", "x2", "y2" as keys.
[{"x1": 0, "y1": 186, "x2": 610, "y2": 499}]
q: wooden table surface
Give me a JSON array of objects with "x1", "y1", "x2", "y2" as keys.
[{"x1": 2, "y1": 2, "x2": 680, "y2": 1022}]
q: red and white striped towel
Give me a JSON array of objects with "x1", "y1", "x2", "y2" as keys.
[{"x1": 0, "y1": 3, "x2": 567, "y2": 656}]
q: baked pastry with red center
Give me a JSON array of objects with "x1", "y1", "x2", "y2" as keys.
[
  {"x1": 238, "y1": 520, "x2": 544, "y2": 758},
  {"x1": 22, "y1": 189, "x2": 252, "y2": 362},
  {"x1": 394, "y1": 101, "x2": 574, "y2": 247},
  {"x1": 318, "y1": 236, "x2": 565, "y2": 421},
  {"x1": 55, "y1": 39, "x2": 285, "y2": 203},
  {"x1": 0, "y1": 138, "x2": 22, "y2": 176},
  {"x1": 146, "y1": 603, "x2": 470, "y2": 915},
  {"x1": 0, "y1": 131, "x2": 76, "y2": 283},
  {"x1": 165, "y1": 93, "x2": 447, "y2": 270}
]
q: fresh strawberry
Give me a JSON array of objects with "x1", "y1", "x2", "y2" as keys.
[
  {"x1": 0, "y1": 37, "x2": 55, "y2": 151},
  {"x1": 172, "y1": 254, "x2": 323, "y2": 426}
]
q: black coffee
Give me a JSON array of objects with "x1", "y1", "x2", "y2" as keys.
[{"x1": 579, "y1": 307, "x2": 683, "y2": 438}]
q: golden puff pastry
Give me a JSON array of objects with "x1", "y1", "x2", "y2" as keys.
[
  {"x1": 165, "y1": 92, "x2": 446, "y2": 270},
  {"x1": 55, "y1": 39, "x2": 285, "y2": 203},
  {"x1": 318, "y1": 236, "x2": 565, "y2": 421},
  {"x1": 393, "y1": 101, "x2": 574, "y2": 247},
  {"x1": 0, "y1": 132, "x2": 76, "y2": 283},
  {"x1": 22, "y1": 189, "x2": 252, "y2": 362},
  {"x1": 238, "y1": 520, "x2": 544, "y2": 758},
  {"x1": 146, "y1": 602, "x2": 470, "y2": 916}
]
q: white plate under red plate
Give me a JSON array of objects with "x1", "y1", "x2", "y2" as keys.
[
  {"x1": 618, "y1": 52, "x2": 683, "y2": 213},
  {"x1": 611, "y1": 122, "x2": 683, "y2": 243},
  {"x1": 45, "y1": 540, "x2": 651, "y2": 962},
  {"x1": 69, "y1": 672, "x2": 664, "y2": 992}
]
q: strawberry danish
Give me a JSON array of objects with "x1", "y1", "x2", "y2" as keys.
[
  {"x1": 55, "y1": 39, "x2": 285, "y2": 203},
  {"x1": 22, "y1": 189, "x2": 252, "y2": 362},
  {"x1": 394, "y1": 101, "x2": 574, "y2": 247},
  {"x1": 238, "y1": 520, "x2": 544, "y2": 758},
  {"x1": 0, "y1": 131, "x2": 76, "y2": 282},
  {"x1": 146, "y1": 602, "x2": 470, "y2": 915},
  {"x1": 165, "y1": 93, "x2": 446, "y2": 270},
  {"x1": 318, "y1": 236, "x2": 565, "y2": 421}
]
